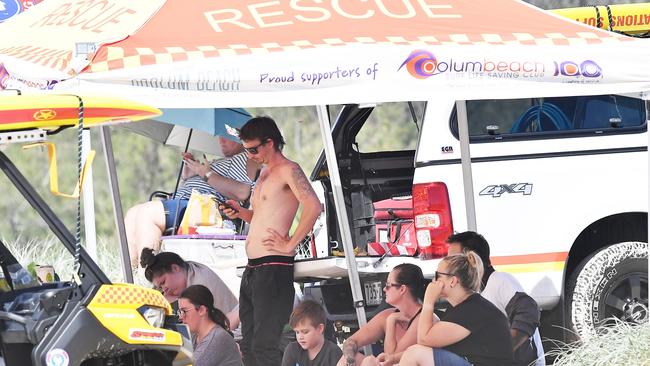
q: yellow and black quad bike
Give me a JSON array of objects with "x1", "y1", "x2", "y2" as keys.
[{"x1": 0, "y1": 94, "x2": 192, "y2": 366}]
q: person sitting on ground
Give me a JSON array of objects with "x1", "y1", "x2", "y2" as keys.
[
  {"x1": 282, "y1": 299, "x2": 342, "y2": 366},
  {"x1": 400, "y1": 251, "x2": 513, "y2": 366},
  {"x1": 179, "y1": 285, "x2": 243, "y2": 366},
  {"x1": 337, "y1": 264, "x2": 427, "y2": 366},
  {"x1": 125, "y1": 136, "x2": 258, "y2": 271},
  {"x1": 446, "y1": 231, "x2": 545, "y2": 366},
  {"x1": 141, "y1": 248, "x2": 239, "y2": 329}
]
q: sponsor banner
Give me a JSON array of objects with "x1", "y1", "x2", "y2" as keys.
[
  {"x1": 74, "y1": 42, "x2": 650, "y2": 97},
  {"x1": 551, "y1": 4, "x2": 650, "y2": 34},
  {"x1": 62, "y1": 73, "x2": 650, "y2": 110}
]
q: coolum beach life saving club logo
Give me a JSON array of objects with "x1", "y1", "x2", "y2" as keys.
[{"x1": 398, "y1": 49, "x2": 602, "y2": 80}]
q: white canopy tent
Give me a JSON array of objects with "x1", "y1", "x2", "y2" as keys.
[{"x1": 1, "y1": 0, "x2": 649, "y2": 331}]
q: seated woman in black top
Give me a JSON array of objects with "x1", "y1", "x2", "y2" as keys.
[
  {"x1": 337, "y1": 263, "x2": 427, "y2": 366},
  {"x1": 401, "y1": 251, "x2": 513, "y2": 366}
]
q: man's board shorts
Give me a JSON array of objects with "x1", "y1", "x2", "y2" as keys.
[{"x1": 162, "y1": 199, "x2": 188, "y2": 231}]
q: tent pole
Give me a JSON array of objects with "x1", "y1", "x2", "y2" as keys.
[
  {"x1": 173, "y1": 129, "x2": 193, "y2": 194},
  {"x1": 316, "y1": 105, "x2": 370, "y2": 352},
  {"x1": 81, "y1": 129, "x2": 98, "y2": 260},
  {"x1": 455, "y1": 100, "x2": 477, "y2": 231},
  {"x1": 100, "y1": 126, "x2": 133, "y2": 283},
  {"x1": 168, "y1": 129, "x2": 194, "y2": 235}
]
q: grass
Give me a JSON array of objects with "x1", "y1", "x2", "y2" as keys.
[
  {"x1": 548, "y1": 320, "x2": 650, "y2": 366},
  {"x1": 2, "y1": 235, "x2": 125, "y2": 283}
]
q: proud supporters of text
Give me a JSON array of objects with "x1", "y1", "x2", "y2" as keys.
[{"x1": 260, "y1": 63, "x2": 379, "y2": 85}]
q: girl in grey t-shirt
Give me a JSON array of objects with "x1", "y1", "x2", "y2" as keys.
[{"x1": 179, "y1": 285, "x2": 243, "y2": 366}]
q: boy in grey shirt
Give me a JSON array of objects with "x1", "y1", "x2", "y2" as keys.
[{"x1": 282, "y1": 300, "x2": 342, "y2": 366}]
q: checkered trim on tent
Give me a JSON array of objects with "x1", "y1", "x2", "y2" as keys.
[
  {"x1": 0, "y1": 46, "x2": 72, "y2": 72},
  {"x1": 87, "y1": 32, "x2": 626, "y2": 73}
]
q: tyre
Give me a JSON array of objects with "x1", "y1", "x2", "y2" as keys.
[{"x1": 566, "y1": 241, "x2": 648, "y2": 340}]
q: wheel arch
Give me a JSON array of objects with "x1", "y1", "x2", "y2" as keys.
[{"x1": 564, "y1": 211, "x2": 648, "y2": 297}]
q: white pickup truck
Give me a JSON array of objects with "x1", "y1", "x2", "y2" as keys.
[
  {"x1": 167, "y1": 94, "x2": 647, "y2": 346},
  {"x1": 299, "y1": 95, "x2": 647, "y2": 344}
]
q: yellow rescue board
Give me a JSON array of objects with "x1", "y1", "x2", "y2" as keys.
[
  {"x1": 0, "y1": 94, "x2": 161, "y2": 131},
  {"x1": 551, "y1": 3, "x2": 650, "y2": 35}
]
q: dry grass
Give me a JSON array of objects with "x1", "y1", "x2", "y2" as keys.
[
  {"x1": 3, "y1": 235, "x2": 125, "y2": 283},
  {"x1": 548, "y1": 320, "x2": 650, "y2": 366}
]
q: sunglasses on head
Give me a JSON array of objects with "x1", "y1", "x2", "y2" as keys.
[{"x1": 244, "y1": 139, "x2": 269, "y2": 154}]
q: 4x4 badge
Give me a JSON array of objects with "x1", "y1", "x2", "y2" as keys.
[{"x1": 479, "y1": 183, "x2": 533, "y2": 198}]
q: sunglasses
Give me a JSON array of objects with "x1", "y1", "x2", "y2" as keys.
[
  {"x1": 434, "y1": 271, "x2": 454, "y2": 281},
  {"x1": 384, "y1": 282, "x2": 403, "y2": 290},
  {"x1": 244, "y1": 139, "x2": 269, "y2": 154}
]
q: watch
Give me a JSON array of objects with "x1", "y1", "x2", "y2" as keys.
[{"x1": 202, "y1": 170, "x2": 215, "y2": 182}]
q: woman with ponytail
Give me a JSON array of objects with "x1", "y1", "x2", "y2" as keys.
[
  {"x1": 337, "y1": 263, "x2": 427, "y2": 366},
  {"x1": 179, "y1": 285, "x2": 243, "y2": 366},
  {"x1": 140, "y1": 248, "x2": 239, "y2": 329},
  {"x1": 401, "y1": 252, "x2": 513, "y2": 366}
]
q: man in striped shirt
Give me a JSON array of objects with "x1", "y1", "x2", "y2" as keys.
[{"x1": 125, "y1": 136, "x2": 259, "y2": 272}]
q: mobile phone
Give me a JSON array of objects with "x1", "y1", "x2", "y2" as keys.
[{"x1": 215, "y1": 197, "x2": 237, "y2": 212}]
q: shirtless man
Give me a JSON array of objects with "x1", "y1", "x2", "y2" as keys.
[{"x1": 221, "y1": 116, "x2": 321, "y2": 366}]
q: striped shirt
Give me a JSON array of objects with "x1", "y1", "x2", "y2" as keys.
[{"x1": 174, "y1": 152, "x2": 252, "y2": 201}]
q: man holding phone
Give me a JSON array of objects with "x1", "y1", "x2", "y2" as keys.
[
  {"x1": 124, "y1": 136, "x2": 259, "y2": 272},
  {"x1": 220, "y1": 116, "x2": 321, "y2": 366}
]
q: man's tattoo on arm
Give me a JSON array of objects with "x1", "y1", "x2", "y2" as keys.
[
  {"x1": 291, "y1": 164, "x2": 316, "y2": 200},
  {"x1": 343, "y1": 339, "x2": 358, "y2": 360}
]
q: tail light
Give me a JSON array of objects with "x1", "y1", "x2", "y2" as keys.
[{"x1": 412, "y1": 182, "x2": 453, "y2": 259}]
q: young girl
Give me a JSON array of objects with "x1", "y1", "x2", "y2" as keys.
[{"x1": 179, "y1": 285, "x2": 243, "y2": 366}]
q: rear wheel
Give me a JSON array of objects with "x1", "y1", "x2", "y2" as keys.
[{"x1": 566, "y1": 241, "x2": 648, "y2": 339}]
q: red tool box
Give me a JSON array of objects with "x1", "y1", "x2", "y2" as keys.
[{"x1": 368, "y1": 196, "x2": 417, "y2": 256}]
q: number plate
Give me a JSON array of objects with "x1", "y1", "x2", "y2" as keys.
[{"x1": 364, "y1": 281, "x2": 383, "y2": 306}]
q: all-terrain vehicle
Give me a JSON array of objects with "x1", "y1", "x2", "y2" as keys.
[{"x1": 0, "y1": 94, "x2": 192, "y2": 366}]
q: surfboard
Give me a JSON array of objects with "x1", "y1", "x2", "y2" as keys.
[{"x1": 0, "y1": 94, "x2": 161, "y2": 131}]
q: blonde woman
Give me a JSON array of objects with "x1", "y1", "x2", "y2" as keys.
[{"x1": 401, "y1": 252, "x2": 513, "y2": 366}]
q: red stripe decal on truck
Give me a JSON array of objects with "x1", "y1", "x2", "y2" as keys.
[{"x1": 491, "y1": 251, "x2": 569, "y2": 265}]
